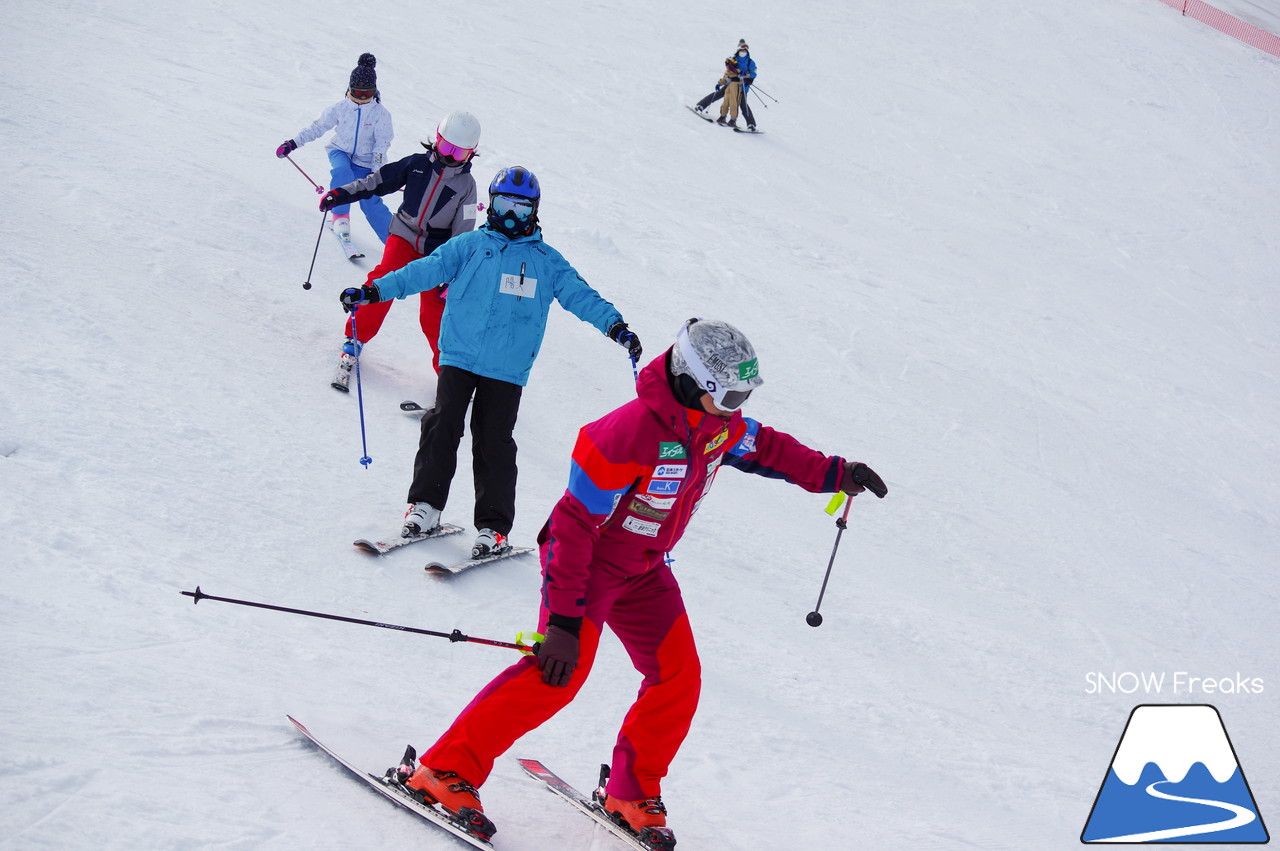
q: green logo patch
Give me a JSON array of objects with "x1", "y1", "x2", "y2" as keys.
[
  {"x1": 658, "y1": 442, "x2": 686, "y2": 460},
  {"x1": 738, "y1": 358, "x2": 760, "y2": 381}
]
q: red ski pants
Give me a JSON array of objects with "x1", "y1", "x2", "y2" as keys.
[
  {"x1": 422, "y1": 551, "x2": 701, "y2": 801},
  {"x1": 342, "y1": 234, "x2": 447, "y2": 373}
]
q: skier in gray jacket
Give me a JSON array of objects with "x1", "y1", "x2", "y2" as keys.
[{"x1": 322, "y1": 111, "x2": 481, "y2": 384}]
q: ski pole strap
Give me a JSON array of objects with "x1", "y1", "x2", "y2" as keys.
[
  {"x1": 825, "y1": 492, "x2": 847, "y2": 515},
  {"x1": 514, "y1": 631, "x2": 544, "y2": 655}
]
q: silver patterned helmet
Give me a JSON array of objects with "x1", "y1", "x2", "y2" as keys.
[{"x1": 670, "y1": 318, "x2": 763, "y2": 411}]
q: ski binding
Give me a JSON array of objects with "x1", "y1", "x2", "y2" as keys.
[
  {"x1": 518, "y1": 759, "x2": 676, "y2": 850},
  {"x1": 354, "y1": 523, "x2": 465, "y2": 555}
]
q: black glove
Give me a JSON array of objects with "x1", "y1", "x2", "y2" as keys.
[
  {"x1": 841, "y1": 461, "x2": 887, "y2": 498},
  {"x1": 339, "y1": 283, "x2": 381, "y2": 312},
  {"x1": 275, "y1": 139, "x2": 297, "y2": 158},
  {"x1": 536, "y1": 625, "x2": 580, "y2": 687},
  {"x1": 319, "y1": 187, "x2": 350, "y2": 212},
  {"x1": 607, "y1": 322, "x2": 643, "y2": 361}
]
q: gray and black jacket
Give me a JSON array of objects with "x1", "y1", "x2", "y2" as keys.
[{"x1": 339, "y1": 151, "x2": 477, "y2": 255}]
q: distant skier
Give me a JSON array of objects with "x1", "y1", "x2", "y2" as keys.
[
  {"x1": 379, "y1": 318, "x2": 888, "y2": 845},
  {"x1": 275, "y1": 53, "x2": 393, "y2": 245},
  {"x1": 322, "y1": 110, "x2": 482, "y2": 391},
  {"x1": 693, "y1": 39, "x2": 758, "y2": 131},
  {"x1": 339, "y1": 166, "x2": 642, "y2": 561}
]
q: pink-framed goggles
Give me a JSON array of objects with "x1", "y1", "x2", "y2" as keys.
[{"x1": 436, "y1": 133, "x2": 475, "y2": 162}]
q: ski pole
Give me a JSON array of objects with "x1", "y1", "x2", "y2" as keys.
[
  {"x1": 181, "y1": 586, "x2": 534, "y2": 652},
  {"x1": 285, "y1": 154, "x2": 326, "y2": 195},
  {"x1": 302, "y1": 211, "x2": 327, "y2": 290},
  {"x1": 807, "y1": 492, "x2": 854, "y2": 627},
  {"x1": 751, "y1": 84, "x2": 778, "y2": 103},
  {"x1": 349, "y1": 306, "x2": 373, "y2": 468},
  {"x1": 749, "y1": 89, "x2": 770, "y2": 109}
]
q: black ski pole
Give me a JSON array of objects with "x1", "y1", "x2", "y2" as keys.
[
  {"x1": 180, "y1": 586, "x2": 531, "y2": 652},
  {"x1": 302, "y1": 211, "x2": 327, "y2": 290},
  {"x1": 807, "y1": 494, "x2": 854, "y2": 627},
  {"x1": 752, "y1": 84, "x2": 778, "y2": 103}
]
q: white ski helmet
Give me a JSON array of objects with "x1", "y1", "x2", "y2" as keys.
[
  {"x1": 670, "y1": 318, "x2": 763, "y2": 411},
  {"x1": 436, "y1": 110, "x2": 481, "y2": 150}
]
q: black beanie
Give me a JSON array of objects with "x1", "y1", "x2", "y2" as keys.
[{"x1": 349, "y1": 53, "x2": 377, "y2": 90}]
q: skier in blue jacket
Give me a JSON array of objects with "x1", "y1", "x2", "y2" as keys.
[{"x1": 340, "y1": 166, "x2": 642, "y2": 558}]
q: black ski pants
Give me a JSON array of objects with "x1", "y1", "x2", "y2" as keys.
[
  {"x1": 407, "y1": 366, "x2": 523, "y2": 535},
  {"x1": 695, "y1": 87, "x2": 756, "y2": 127}
]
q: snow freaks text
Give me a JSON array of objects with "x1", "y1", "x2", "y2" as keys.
[{"x1": 1085, "y1": 672, "x2": 1264, "y2": 695}]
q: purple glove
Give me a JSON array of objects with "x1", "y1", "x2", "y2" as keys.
[{"x1": 275, "y1": 139, "x2": 297, "y2": 158}]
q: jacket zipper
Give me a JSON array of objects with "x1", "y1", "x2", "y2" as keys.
[
  {"x1": 352, "y1": 105, "x2": 361, "y2": 161},
  {"x1": 414, "y1": 166, "x2": 445, "y2": 254}
]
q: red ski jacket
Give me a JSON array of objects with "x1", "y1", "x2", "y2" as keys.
[{"x1": 538, "y1": 350, "x2": 847, "y2": 620}]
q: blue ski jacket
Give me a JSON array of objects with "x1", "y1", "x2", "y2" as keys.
[{"x1": 373, "y1": 225, "x2": 624, "y2": 386}]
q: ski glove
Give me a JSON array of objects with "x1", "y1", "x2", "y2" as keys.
[
  {"x1": 536, "y1": 625, "x2": 579, "y2": 688},
  {"x1": 841, "y1": 461, "x2": 888, "y2": 499},
  {"x1": 319, "y1": 188, "x2": 350, "y2": 212},
  {"x1": 339, "y1": 283, "x2": 381, "y2": 312},
  {"x1": 607, "y1": 322, "x2": 643, "y2": 361},
  {"x1": 275, "y1": 139, "x2": 297, "y2": 158}
]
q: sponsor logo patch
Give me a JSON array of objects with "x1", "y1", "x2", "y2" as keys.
[
  {"x1": 635, "y1": 493, "x2": 676, "y2": 510},
  {"x1": 628, "y1": 498, "x2": 669, "y2": 521},
  {"x1": 647, "y1": 479, "x2": 681, "y2": 495},
  {"x1": 739, "y1": 358, "x2": 760, "y2": 381},
  {"x1": 704, "y1": 430, "x2": 728, "y2": 454},
  {"x1": 653, "y1": 464, "x2": 687, "y2": 479},
  {"x1": 622, "y1": 516, "x2": 661, "y2": 537},
  {"x1": 658, "y1": 442, "x2": 686, "y2": 460}
]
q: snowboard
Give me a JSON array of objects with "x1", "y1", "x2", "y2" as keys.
[
  {"x1": 286, "y1": 716, "x2": 495, "y2": 848},
  {"x1": 354, "y1": 524, "x2": 466, "y2": 555}
]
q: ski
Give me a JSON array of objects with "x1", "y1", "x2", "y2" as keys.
[
  {"x1": 686, "y1": 105, "x2": 715, "y2": 122},
  {"x1": 733, "y1": 126, "x2": 764, "y2": 134},
  {"x1": 286, "y1": 716, "x2": 496, "y2": 849},
  {"x1": 401, "y1": 400, "x2": 428, "y2": 413},
  {"x1": 354, "y1": 524, "x2": 466, "y2": 555},
  {"x1": 330, "y1": 220, "x2": 365, "y2": 260},
  {"x1": 517, "y1": 759, "x2": 676, "y2": 850},
  {"x1": 426, "y1": 545, "x2": 534, "y2": 576}
]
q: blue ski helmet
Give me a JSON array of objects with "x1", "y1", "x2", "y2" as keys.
[{"x1": 487, "y1": 166, "x2": 541, "y2": 239}]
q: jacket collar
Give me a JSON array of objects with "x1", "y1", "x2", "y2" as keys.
[{"x1": 637, "y1": 349, "x2": 739, "y2": 441}]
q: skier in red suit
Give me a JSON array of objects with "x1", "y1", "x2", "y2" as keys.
[{"x1": 387, "y1": 318, "x2": 888, "y2": 845}]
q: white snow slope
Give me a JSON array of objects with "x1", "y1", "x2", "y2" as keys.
[{"x1": 2, "y1": 1, "x2": 1277, "y2": 849}]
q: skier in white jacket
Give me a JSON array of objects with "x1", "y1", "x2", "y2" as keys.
[{"x1": 276, "y1": 53, "x2": 394, "y2": 243}]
